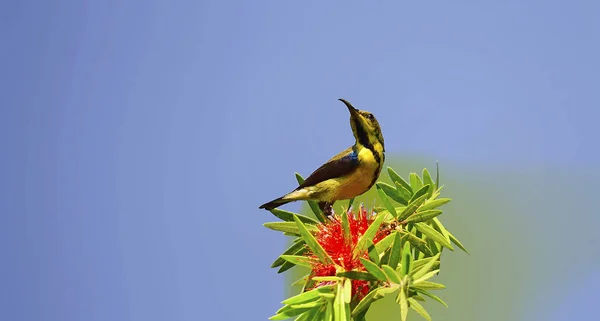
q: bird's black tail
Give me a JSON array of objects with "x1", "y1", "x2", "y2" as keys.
[{"x1": 259, "y1": 197, "x2": 292, "y2": 210}]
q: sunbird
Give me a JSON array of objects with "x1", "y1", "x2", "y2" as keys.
[{"x1": 259, "y1": 99, "x2": 385, "y2": 216}]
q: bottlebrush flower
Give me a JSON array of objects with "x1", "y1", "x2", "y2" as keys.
[{"x1": 307, "y1": 206, "x2": 388, "y2": 301}]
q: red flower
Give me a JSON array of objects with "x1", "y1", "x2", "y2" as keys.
[{"x1": 308, "y1": 206, "x2": 387, "y2": 300}]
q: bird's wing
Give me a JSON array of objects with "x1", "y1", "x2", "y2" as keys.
[{"x1": 297, "y1": 147, "x2": 359, "y2": 189}]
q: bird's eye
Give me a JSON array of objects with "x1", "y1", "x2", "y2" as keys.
[{"x1": 367, "y1": 114, "x2": 374, "y2": 120}]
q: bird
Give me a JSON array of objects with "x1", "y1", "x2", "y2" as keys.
[{"x1": 259, "y1": 98, "x2": 385, "y2": 216}]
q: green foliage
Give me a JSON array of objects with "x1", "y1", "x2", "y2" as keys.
[{"x1": 263, "y1": 166, "x2": 467, "y2": 321}]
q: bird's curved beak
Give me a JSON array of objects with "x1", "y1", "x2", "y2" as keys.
[{"x1": 339, "y1": 98, "x2": 359, "y2": 117}]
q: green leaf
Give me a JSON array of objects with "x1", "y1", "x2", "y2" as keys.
[
  {"x1": 351, "y1": 289, "x2": 380, "y2": 317},
  {"x1": 341, "y1": 212, "x2": 351, "y2": 242},
  {"x1": 334, "y1": 282, "x2": 348, "y2": 321},
  {"x1": 394, "y1": 182, "x2": 413, "y2": 203},
  {"x1": 409, "y1": 173, "x2": 423, "y2": 192},
  {"x1": 419, "y1": 198, "x2": 451, "y2": 212},
  {"x1": 431, "y1": 217, "x2": 452, "y2": 246},
  {"x1": 294, "y1": 215, "x2": 334, "y2": 264},
  {"x1": 414, "y1": 223, "x2": 454, "y2": 250},
  {"x1": 376, "y1": 184, "x2": 398, "y2": 218},
  {"x1": 398, "y1": 193, "x2": 429, "y2": 221},
  {"x1": 405, "y1": 210, "x2": 443, "y2": 223},
  {"x1": 415, "y1": 288, "x2": 448, "y2": 307},
  {"x1": 388, "y1": 232, "x2": 403, "y2": 269},
  {"x1": 277, "y1": 260, "x2": 297, "y2": 273},
  {"x1": 412, "y1": 257, "x2": 440, "y2": 273},
  {"x1": 388, "y1": 167, "x2": 412, "y2": 193},
  {"x1": 449, "y1": 231, "x2": 470, "y2": 254},
  {"x1": 282, "y1": 285, "x2": 334, "y2": 304},
  {"x1": 399, "y1": 287, "x2": 408, "y2": 321},
  {"x1": 270, "y1": 305, "x2": 315, "y2": 320},
  {"x1": 359, "y1": 258, "x2": 388, "y2": 281},
  {"x1": 291, "y1": 274, "x2": 309, "y2": 287},
  {"x1": 264, "y1": 221, "x2": 319, "y2": 235},
  {"x1": 409, "y1": 185, "x2": 430, "y2": 203},
  {"x1": 295, "y1": 173, "x2": 326, "y2": 223},
  {"x1": 377, "y1": 182, "x2": 408, "y2": 205},
  {"x1": 400, "y1": 231, "x2": 433, "y2": 256},
  {"x1": 353, "y1": 212, "x2": 386, "y2": 257},
  {"x1": 422, "y1": 169, "x2": 435, "y2": 198},
  {"x1": 280, "y1": 255, "x2": 318, "y2": 268},
  {"x1": 374, "y1": 232, "x2": 396, "y2": 254},
  {"x1": 435, "y1": 162, "x2": 440, "y2": 190},
  {"x1": 269, "y1": 208, "x2": 321, "y2": 225},
  {"x1": 382, "y1": 264, "x2": 401, "y2": 284},
  {"x1": 413, "y1": 270, "x2": 440, "y2": 284},
  {"x1": 412, "y1": 281, "x2": 446, "y2": 290},
  {"x1": 408, "y1": 298, "x2": 432, "y2": 321},
  {"x1": 336, "y1": 271, "x2": 378, "y2": 281},
  {"x1": 411, "y1": 253, "x2": 441, "y2": 279},
  {"x1": 367, "y1": 240, "x2": 380, "y2": 266},
  {"x1": 347, "y1": 198, "x2": 355, "y2": 211},
  {"x1": 271, "y1": 240, "x2": 306, "y2": 268},
  {"x1": 401, "y1": 241, "x2": 412, "y2": 277},
  {"x1": 325, "y1": 300, "x2": 333, "y2": 321}
]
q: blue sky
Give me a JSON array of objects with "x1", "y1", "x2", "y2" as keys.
[{"x1": 1, "y1": 1, "x2": 599, "y2": 320}]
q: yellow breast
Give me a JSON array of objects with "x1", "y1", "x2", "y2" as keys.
[{"x1": 315, "y1": 147, "x2": 382, "y2": 202}]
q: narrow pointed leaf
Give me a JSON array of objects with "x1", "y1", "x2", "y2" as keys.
[
  {"x1": 353, "y1": 212, "x2": 386, "y2": 257},
  {"x1": 382, "y1": 264, "x2": 401, "y2": 284},
  {"x1": 367, "y1": 240, "x2": 380, "y2": 265},
  {"x1": 412, "y1": 281, "x2": 446, "y2": 290},
  {"x1": 409, "y1": 185, "x2": 430, "y2": 203},
  {"x1": 295, "y1": 173, "x2": 326, "y2": 222},
  {"x1": 312, "y1": 276, "x2": 342, "y2": 282},
  {"x1": 419, "y1": 198, "x2": 451, "y2": 212},
  {"x1": 270, "y1": 306, "x2": 314, "y2": 320},
  {"x1": 377, "y1": 182, "x2": 408, "y2": 205},
  {"x1": 269, "y1": 208, "x2": 321, "y2": 225},
  {"x1": 293, "y1": 215, "x2": 334, "y2": 264},
  {"x1": 399, "y1": 287, "x2": 408, "y2": 321},
  {"x1": 341, "y1": 212, "x2": 351, "y2": 243},
  {"x1": 271, "y1": 240, "x2": 307, "y2": 268},
  {"x1": 277, "y1": 260, "x2": 297, "y2": 273},
  {"x1": 264, "y1": 221, "x2": 319, "y2": 235},
  {"x1": 347, "y1": 198, "x2": 355, "y2": 211},
  {"x1": 400, "y1": 231, "x2": 433, "y2": 256},
  {"x1": 336, "y1": 271, "x2": 378, "y2": 281},
  {"x1": 435, "y1": 162, "x2": 440, "y2": 189},
  {"x1": 388, "y1": 232, "x2": 403, "y2": 269},
  {"x1": 412, "y1": 257, "x2": 440, "y2": 273},
  {"x1": 415, "y1": 289, "x2": 448, "y2": 307},
  {"x1": 394, "y1": 182, "x2": 413, "y2": 202},
  {"x1": 351, "y1": 288, "x2": 380, "y2": 317},
  {"x1": 409, "y1": 173, "x2": 423, "y2": 192},
  {"x1": 412, "y1": 253, "x2": 441, "y2": 279},
  {"x1": 405, "y1": 210, "x2": 443, "y2": 223},
  {"x1": 422, "y1": 168, "x2": 435, "y2": 198},
  {"x1": 415, "y1": 223, "x2": 454, "y2": 250},
  {"x1": 401, "y1": 241, "x2": 412, "y2": 277},
  {"x1": 359, "y1": 258, "x2": 387, "y2": 281},
  {"x1": 398, "y1": 193, "x2": 429, "y2": 221},
  {"x1": 388, "y1": 167, "x2": 412, "y2": 193},
  {"x1": 280, "y1": 255, "x2": 318, "y2": 268},
  {"x1": 374, "y1": 232, "x2": 396, "y2": 254},
  {"x1": 431, "y1": 217, "x2": 452, "y2": 245},
  {"x1": 291, "y1": 274, "x2": 309, "y2": 287},
  {"x1": 325, "y1": 300, "x2": 333, "y2": 321},
  {"x1": 449, "y1": 232, "x2": 470, "y2": 254},
  {"x1": 343, "y1": 278, "x2": 352, "y2": 304},
  {"x1": 282, "y1": 285, "x2": 334, "y2": 304},
  {"x1": 414, "y1": 270, "x2": 440, "y2": 284},
  {"x1": 376, "y1": 184, "x2": 397, "y2": 218},
  {"x1": 408, "y1": 298, "x2": 432, "y2": 321}
]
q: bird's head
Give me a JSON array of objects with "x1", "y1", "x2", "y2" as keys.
[{"x1": 339, "y1": 98, "x2": 385, "y2": 151}]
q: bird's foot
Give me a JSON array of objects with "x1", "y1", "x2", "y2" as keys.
[{"x1": 318, "y1": 202, "x2": 335, "y2": 220}]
